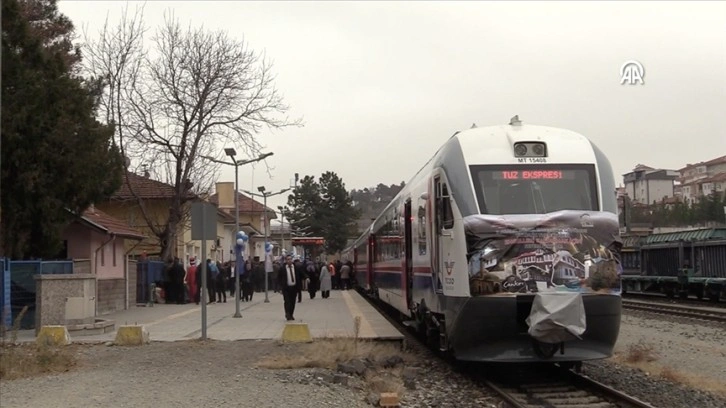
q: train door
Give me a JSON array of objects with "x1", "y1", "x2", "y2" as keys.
[
  {"x1": 368, "y1": 234, "x2": 376, "y2": 291},
  {"x1": 433, "y1": 174, "x2": 455, "y2": 294},
  {"x1": 404, "y1": 199, "x2": 413, "y2": 308}
]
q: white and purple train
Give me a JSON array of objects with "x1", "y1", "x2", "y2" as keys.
[{"x1": 344, "y1": 116, "x2": 623, "y2": 363}]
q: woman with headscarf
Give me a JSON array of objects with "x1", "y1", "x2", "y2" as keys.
[{"x1": 319, "y1": 261, "x2": 332, "y2": 299}]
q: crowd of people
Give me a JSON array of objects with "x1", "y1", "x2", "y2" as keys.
[{"x1": 155, "y1": 255, "x2": 355, "y2": 307}]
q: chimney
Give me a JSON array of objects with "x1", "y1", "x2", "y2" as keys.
[
  {"x1": 216, "y1": 182, "x2": 235, "y2": 209},
  {"x1": 88, "y1": 203, "x2": 96, "y2": 214}
]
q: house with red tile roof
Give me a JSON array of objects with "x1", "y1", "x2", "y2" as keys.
[
  {"x1": 62, "y1": 205, "x2": 145, "y2": 314},
  {"x1": 96, "y1": 171, "x2": 196, "y2": 260},
  {"x1": 202, "y1": 181, "x2": 278, "y2": 262}
]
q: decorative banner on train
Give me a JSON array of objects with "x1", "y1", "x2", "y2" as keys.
[{"x1": 463, "y1": 210, "x2": 622, "y2": 296}]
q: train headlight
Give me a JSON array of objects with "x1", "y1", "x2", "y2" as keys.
[
  {"x1": 532, "y1": 144, "x2": 545, "y2": 156},
  {"x1": 513, "y1": 142, "x2": 547, "y2": 157},
  {"x1": 514, "y1": 143, "x2": 528, "y2": 156}
]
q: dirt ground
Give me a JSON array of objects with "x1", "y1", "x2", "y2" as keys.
[
  {"x1": 611, "y1": 309, "x2": 726, "y2": 397},
  {"x1": 1, "y1": 308, "x2": 724, "y2": 408}
]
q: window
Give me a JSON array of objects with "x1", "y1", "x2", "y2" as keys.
[
  {"x1": 441, "y1": 183, "x2": 454, "y2": 229},
  {"x1": 435, "y1": 178, "x2": 454, "y2": 230},
  {"x1": 112, "y1": 242, "x2": 117, "y2": 267},
  {"x1": 470, "y1": 164, "x2": 599, "y2": 215},
  {"x1": 417, "y1": 203, "x2": 427, "y2": 255},
  {"x1": 101, "y1": 245, "x2": 105, "y2": 267}
]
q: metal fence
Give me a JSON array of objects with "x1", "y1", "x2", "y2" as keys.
[
  {"x1": 1, "y1": 258, "x2": 74, "y2": 329},
  {"x1": 136, "y1": 260, "x2": 166, "y2": 305}
]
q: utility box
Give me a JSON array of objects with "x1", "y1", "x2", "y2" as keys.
[{"x1": 35, "y1": 274, "x2": 96, "y2": 334}]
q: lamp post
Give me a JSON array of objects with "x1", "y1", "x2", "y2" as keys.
[
  {"x1": 277, "y1": 205, "x2": 286, "y2": 256},
  {"x1": 204, "y1": 149, "x2": 273, "y2": 318},
  {"x1": 243, "y1": 186, "x2": 291, "y2": 303}
]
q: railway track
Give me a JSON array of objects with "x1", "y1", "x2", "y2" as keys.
[
  {"x1": 484, "y1": 364, "x2": 657, "y2": 408},
  {"x1": 358, "y1": 288, "x2": 657, "y2": 408},
  {"x1": 622, "y1": 299, "x2": 726, "y2": 323}
]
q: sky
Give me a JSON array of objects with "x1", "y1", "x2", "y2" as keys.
[{"x1": 58, "y1": 1, "x2": 726, "y2": 212}]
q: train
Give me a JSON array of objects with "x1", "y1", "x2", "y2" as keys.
[
  {"x1": 620, "y1": 228, "x2": 726, "y2": 301},
  {"x1": 343, "y1": 116, "x2": 623, "y2": 363}
]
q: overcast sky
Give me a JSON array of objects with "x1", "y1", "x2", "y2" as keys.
[{"x1": 58, "y1": 1, "x2": 726, "y2": 212}]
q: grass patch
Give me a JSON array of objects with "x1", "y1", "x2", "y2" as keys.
[
  {"x1": 0, "y1": 306, "x2": 77, "y2": 380},
  {"x1": 615, "y1": 359, "x2": 726, "y2": 398},
  {"x1": 256, "y1": 336, "x2": 405, "y2": 370},
  {"x1": 659, "y1": 366, "x2": 686, "y2": 383},
  {"x1": 624, "y1": 340, "x2": 659, "y2": 363}
]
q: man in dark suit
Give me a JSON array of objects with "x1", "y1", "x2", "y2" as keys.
[{"x1": 278, "y1": 255, "x2": 301, "y2": 321}]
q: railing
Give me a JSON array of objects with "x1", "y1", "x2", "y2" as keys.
[{"x1": 0, "y1": 258, "x2": 74, "y2": 329}]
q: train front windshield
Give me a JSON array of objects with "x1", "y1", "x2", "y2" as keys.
[{"x1": 469, "y1": 164, "x2": 599, "y2": 215}]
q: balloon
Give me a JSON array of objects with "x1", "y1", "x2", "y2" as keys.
[{"x1": 236, "y1": 231, "x2": 249, "y2": 248}]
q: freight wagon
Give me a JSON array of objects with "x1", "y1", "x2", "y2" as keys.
[{"x1": 620, "y1": 228, "x2": 726, "y2": 301}]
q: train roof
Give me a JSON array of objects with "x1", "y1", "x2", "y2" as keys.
[
  {"x1": 344, "y1": 117, "x2": 618, "y2": 252},
  {"x1": 644, "y1": 228, "x2": 726, "y2": 244}
]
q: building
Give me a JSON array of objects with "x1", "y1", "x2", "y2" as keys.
[
  {"x1": 62, "y1": 205, "x2": 145, "y2": 314},
  {"x1": 96, "y1": 171, "x2": 196, "y2": 259},
  {"x1": 269, "y1": 218, "x2": 292, "y2": 257},
  {"x1": 180, "y1": 207, "x2": 236, "y2": 264},
  {"x1": 208, "y1": 182, "x2": 277, "y2": 263},
  {"x1": 622, "y1": 164, "x2": 679, "y2": 205},
  {"x1": 678, "y1": 155, "x2": 726, "y2": 205}
]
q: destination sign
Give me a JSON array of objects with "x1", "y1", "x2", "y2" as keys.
[{"x1": 492, "y1": 170, "x2": 576, "y2": 180}]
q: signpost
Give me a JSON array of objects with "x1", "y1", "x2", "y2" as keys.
[{"x1": 191, "y1": 202, "x2": 217, "y2": 340}]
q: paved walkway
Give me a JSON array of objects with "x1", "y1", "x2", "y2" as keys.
[{"x1": 14, "y1": 289, "x2": 403, "y2": 343}]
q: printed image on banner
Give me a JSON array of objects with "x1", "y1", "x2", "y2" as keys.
[{"x1": 464, "y1": 210, "x2": 622, "y2": 296}]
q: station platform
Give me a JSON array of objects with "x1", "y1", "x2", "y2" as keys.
[{"x1": 13, "y1": 289, "x2": 404, "y2": 344}]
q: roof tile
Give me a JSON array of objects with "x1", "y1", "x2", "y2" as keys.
[
  {"x1": 112, "y1": 171, "x2": 194, "y2": 200},
  {"x1": 81, "y1": 206, "x2": 145, "y2": 239},
  {"x1": 209, "y1": 191, "x2": 277, "y2": 219}
]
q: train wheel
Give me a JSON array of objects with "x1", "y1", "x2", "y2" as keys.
[
  {"x1": 695, "y1": 286, "x2": 704, "y2": 300},
  {"x1": 425, "y1": 324, "x2": 440, "y2": 350}
]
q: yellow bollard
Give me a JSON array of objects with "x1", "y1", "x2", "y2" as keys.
[
  {"x1": 114, "y1": 325, "x2": 150, "y2": 346},
  {"x1": 36, "y1": 325, "x2": 71, "y2": 346},
  {"x1": 281, "y1": 322, "x2": 312, "y2": 343}
]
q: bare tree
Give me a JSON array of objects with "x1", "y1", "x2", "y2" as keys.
[{"x1": 84, "y1": 7, "x2": 302, "y2": 260}]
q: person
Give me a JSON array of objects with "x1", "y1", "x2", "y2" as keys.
[
  {"x1": 170, "y1": 257, "x2": 186, "y2": 304},
  {"x1": 319, "y1": 261, "x2": 332, "y2": 299},
  {"x1": 306, "y1": 259, "x2": 319, "y2": 299},
  {"x1": 340, "y1": 261, "x2": 351, "y2": 290},
  {"x1": 215, "y1": 261, "x2": 227, "y2": 303},
  {"x1": 293, "y1": 257, "x2": 304, "y2": 303},
  {"x1": 277, "y1": 255, "x2": 301, "y2": 321},
  {"x1": 206, "y1": 259, "x2": 217, "y2": 304},
  {"x1": 242, "y1": 260, "x2": 254, "y2": 302},
  {"x1": 185, "y1": 257, "x2": 198, "y2": 304}
]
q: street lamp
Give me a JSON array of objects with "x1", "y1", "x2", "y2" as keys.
[
  {"x1": 277, "y1": 205, "x2": 286, "y2": 256},
  {"x1": 203, "y1": 149, "x2": 273, "y2": 318},
  {"x1": 243, "y1": 186, "x2": 291, "y2": 303}
]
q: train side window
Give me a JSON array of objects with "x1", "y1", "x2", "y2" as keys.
[
  {"x1": 441, "y1": 183, "x2": 454, "y2": 230},
  {"x1": 417, "y1": 203, "x2": 427, "y2": 255}
]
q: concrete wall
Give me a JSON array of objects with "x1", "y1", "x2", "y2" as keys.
[
  {"x1": 35, "y1": 274, "x2": 96, "y2": 334},
  {"x1": 97, "y1": 278, "x2": 124, "y2": 315},
  {"x1": 128, "y1": 259, "x2": 137, "y2": 307},
  {"x1": 92, "y1": 230, "x2": 125, "y2": 279},
  {"x1": 64, "y1": 223, "x2": 92, "y2": 259}
]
